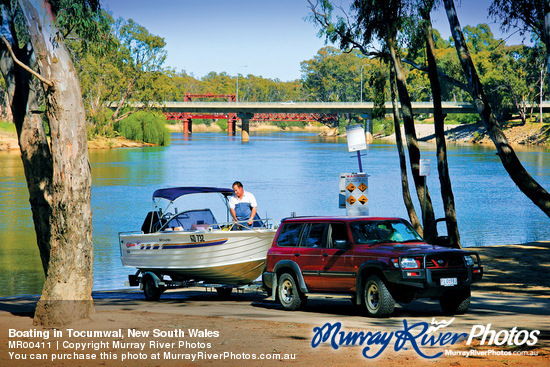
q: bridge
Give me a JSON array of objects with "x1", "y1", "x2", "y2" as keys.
[
  {"x1": 148, "y1": 99, "x2": 550, "y2": 142},
  {"x1": 162, "y1": 100, "x2": 484, "y2": 142}
]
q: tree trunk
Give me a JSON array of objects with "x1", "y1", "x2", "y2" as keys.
[
  {"x1": 423, "y1": 12, "x2": 461, "y2": 248},
  {"x1": 545, "y1": 0, "x2": 550, "y2": 92},
  {"x1": 389, "y1": 67, "x2": 422, "y2": 235},
  {"x1": 387, "y1": 36, "x2": 437, "y2": 243},
  {"x1": 18, "y1": 0, "x2": 94, "y2": 326},
  {"x1": 444, "y1": 0, "x2": 550, "y2": 219},
  {"x1": 0, "y1": 4, "x2": 53, "y2": 273}
]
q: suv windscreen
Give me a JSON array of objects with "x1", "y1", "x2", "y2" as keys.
[
  {"x1": 350, "y1": 220, "x2": 423, "y2": 245},
  {"x1": 276, "y1": 223, "x2": 305, "y2": 247}
]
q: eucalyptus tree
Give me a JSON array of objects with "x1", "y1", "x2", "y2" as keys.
[
  {"x1": 489, "y1": 0, "x2": 550, "y2": 91},
  {"x1": 0, "y1": 0, "x2": 101, "y2": 325},
  {"x1": 443, "y1": 0, "x2": 550, "y2": 218},
  {"x1": 308, "y1": 0, "x2": 437, "y2": 241},
  {"x1": 301, "y1": 46, "x2": 368, "y2": 101},
  {"x1": 415, "y1": 0, "x2": 461, "y2": 247}
]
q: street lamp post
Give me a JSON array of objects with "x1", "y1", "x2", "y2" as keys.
[{"x1": 360, "y1": 64, "x2": 366, "y2": 103}]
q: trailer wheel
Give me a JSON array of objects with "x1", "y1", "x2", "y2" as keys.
[
  {"x1": 143, "y1": 274, "x2": 163, "y2": 301},
  {"x1": 215, "y1": 287, "x2": 232, "y2": 298}
]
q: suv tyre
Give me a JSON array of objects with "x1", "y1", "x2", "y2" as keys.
[
  {"x1": 440, "y1": 287, "x2": 471, "y2": 315},
  {"x1": 277, "y1": 273, "x2": 305, "y2": 311},
  {"x1": 363, "y1": 275, "x2": 395, "y2": 317}
]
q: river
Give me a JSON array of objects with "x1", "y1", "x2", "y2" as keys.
[{"x1": 1, "y1": 132, "x2": 549, "y2": 297}]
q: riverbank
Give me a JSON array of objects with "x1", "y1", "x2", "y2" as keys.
[
  {"x1": 381, "y1": 122, "x2": 550, "y2": 146},
  {"x1": 1, "y1": 122, "x2": 548, "y2": 151}
]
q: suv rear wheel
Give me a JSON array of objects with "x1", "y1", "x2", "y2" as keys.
[
  {"x1": 363, "y1": 275, "x2": 395, "y2": 317},
  {"x1": 277, "y1": 273, "x2": 305, "y2": 311}
]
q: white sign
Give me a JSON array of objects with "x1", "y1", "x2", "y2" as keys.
[
  {"x1": 419, "y1": 159, "x2": 431, "y2": 176},
  {"x1": 341, "y1": 173, "x2": 369, "y2": 216},
  {"x1": 346, "y1": 124, "x2": 367, "y2": 152}
]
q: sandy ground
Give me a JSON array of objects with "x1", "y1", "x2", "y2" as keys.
[{"x1": 1, "y1": 242, "x2": 549, "y2": 366}]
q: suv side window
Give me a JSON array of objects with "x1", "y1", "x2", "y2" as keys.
[
  {"x1": 328, "y1": 222, "x2": 349, "y2": 248},
  {"x1": 299, "y1": 223, "x2": 327, "y2": 248},
  {"x1": 276, "y1": 223, "x2": 305, "y2": 247}
]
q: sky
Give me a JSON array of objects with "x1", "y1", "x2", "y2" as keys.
[{"x1": 101, "y1": 0, "x2": 525, "y2": 82}]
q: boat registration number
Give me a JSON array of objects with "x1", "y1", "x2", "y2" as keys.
[
  {"x1": 190, "y1": 234, "x2": 205, "y2": 243},
  {"x1": 440, "y1": 278, "x2": 457, "y2": 287}
]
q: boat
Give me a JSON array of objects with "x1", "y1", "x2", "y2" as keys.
[{"x1": 118, "y1": 187, "x2": 278, "y2": 298}]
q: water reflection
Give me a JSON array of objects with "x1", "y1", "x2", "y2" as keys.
[{"x1": 1, "y1": 132, "x2": 549, "y2": 297}]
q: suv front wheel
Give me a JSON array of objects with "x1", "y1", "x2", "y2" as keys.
[
  {"x1": 277, "y1": 273, "x2": 306, "y2": 311},
  {"x1": 440, "y1": 287, "x2": 471, "y2": 315},
  {"x1": 363, "y1": 275, "x2": 395, "y2": 317}
]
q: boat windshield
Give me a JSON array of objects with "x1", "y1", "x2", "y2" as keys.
[
  {"x1": 350, "y1": 220, "x2": 423, "y2": 245},
  {"x1": 162, "y1": 209, "x2": 218, "y2": 231}
]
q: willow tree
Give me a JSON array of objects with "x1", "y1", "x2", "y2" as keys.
[{"x1": 0, "y1": 0, "x2": 100, "y2": 326}]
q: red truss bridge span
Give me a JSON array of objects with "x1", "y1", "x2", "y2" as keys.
[{"x1": 164, "y1": 93, "x2": 338, "y2": 135}]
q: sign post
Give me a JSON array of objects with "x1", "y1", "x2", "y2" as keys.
[
  {"x1": 340, "y1": 125, "x2": 369, "y2": 216},
  {"x1": 346, "y1": 124, "x2": 367, "y2": 173}
]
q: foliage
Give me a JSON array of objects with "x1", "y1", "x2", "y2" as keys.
[
  {"x1": 0, "y1": 121, "x2": 16, "y2": 133},
  {"x1": 216, "y1": 119, "x2": 228, "y2": 131},
  {"x1": 445, "y1": 113, "x2": 480, "y2": 125},
  {"x1": 55, "y1": 2, "x2": 547, "y2": 139},
  {"x1": 378, "y1": 117, "x2": 395, "y2": 135},
  {"x1": 114, "y1": 111, "x2": 171, "y2": 146}
]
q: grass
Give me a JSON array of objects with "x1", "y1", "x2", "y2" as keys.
[{"x1": 0, "y1": 121, "x2": 16, "y2": 133}]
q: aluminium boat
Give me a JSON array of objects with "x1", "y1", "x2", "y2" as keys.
[{"x1": 119, "y1": 187, "x2": 277, "y2": 289}]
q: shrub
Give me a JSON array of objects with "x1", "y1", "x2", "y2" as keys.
[
  {"x1": 446, "y1": 113, "x2": 479, "y2": 125},
  {"x1": 216, "y1": 119, "x2": 228, "y2": 131},
  {"x1": 114, "y1": 111, "x2": 171, "y2": 146}
]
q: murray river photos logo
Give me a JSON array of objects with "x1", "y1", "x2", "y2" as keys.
[{"x1": 311, "y1": 319, "x2": 540, "y2": 359}]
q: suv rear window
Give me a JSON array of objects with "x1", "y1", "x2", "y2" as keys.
[
  {"x1": 299, "y1": 223, "x2": 327, "y2": 248},
  {"x1": 276, "y1": 223, "x2": 305, "y2": 247}
]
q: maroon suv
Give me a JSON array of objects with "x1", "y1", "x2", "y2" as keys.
[{"x1": 262, "y1": 216, "x2": 483, "y2": 317}]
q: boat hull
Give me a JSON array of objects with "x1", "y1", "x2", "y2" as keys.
[{"x1": 119, "y1": 229, "x2": 276, "y2": 285}]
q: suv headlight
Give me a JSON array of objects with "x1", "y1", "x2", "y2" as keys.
[
  {"x1": 400, "y1": 257, "x2": 420, "y2": 269},
  {"x1": 464, "y1": 255, "x2": 475, "y2": 266}
]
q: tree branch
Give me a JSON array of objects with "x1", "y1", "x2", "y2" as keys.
[
  {"x1": 1, "y1": 35, "x2": 54, "y2": 87},
  {"x1": 401, "y1": 58, "x2": 469, "y2": 92}
]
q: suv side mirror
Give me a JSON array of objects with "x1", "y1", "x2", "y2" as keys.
[{"x1": 334, "y1": 240, "x2": 348, "y2": 249}]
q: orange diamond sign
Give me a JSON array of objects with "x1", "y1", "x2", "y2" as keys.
[
  {"x1": 358, "y1": 195, "x2": 368, "y2": 205},
  {"x1": 347, "y1": 196, "x2": 356, "y2": 205},
  {"x1": 358, "y1": 182, "x2": 368, "y2": 192},
  {"x1": 346, "y1": 183, "x2": 356, "y2": 192}
]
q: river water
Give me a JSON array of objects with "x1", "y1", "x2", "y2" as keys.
[{"x1": 1, "y1": 132, "x2": 549, "y2": 297}]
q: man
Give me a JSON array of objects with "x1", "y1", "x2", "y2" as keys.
[{"x1": 229, "y1": 181, "x2": 258, "y2": 227}]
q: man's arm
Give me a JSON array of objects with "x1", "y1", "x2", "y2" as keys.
[{"x1": 248, "y1": 207, "x2": 257, "y2": 226}]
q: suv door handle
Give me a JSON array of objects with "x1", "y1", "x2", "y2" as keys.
[
  {"x1": 323, "y1": 253, "x2": 329, "y2": 257},
  {"x1": 294, "y1": 253, "x2": 300, "y2": 257}
]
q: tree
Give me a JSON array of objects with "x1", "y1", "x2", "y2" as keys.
[
  {"x1": 489, "y1": 0, "x2": 550, "y2": 91},
  {"x1": 0, "y1": 0, "x2": 97, "y2": 326},
  {"x1": 308, "y1": 0, "x2": 438, "y2": 240},
  {"x1": 443, "y1": 0, "x2": 550, "y2": 218},
  {"x1": 418, "y1": 1, "x2": 461, "y2": 247}
]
